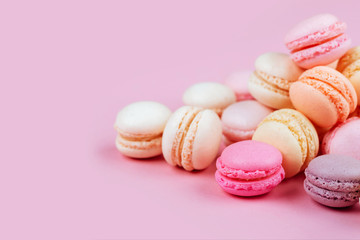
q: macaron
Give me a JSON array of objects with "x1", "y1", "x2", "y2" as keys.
[
  {"x1": 285, "y1": 13, "x2": 351, "y2": 69},
  {"x1": 162, "y1": 106, "x2": 222, "y2": 171},
  {"x1": 304, "y1": 154, "x2": 360, "y2": 208},
  {"x1": 248, "y1": 52, "x2": 303, "y2": 109},
  {"x1": 252, "y1": 109, "x2": 319, "y2": 178},
  {"x1": 337, "y1": 46, "x2": 360, "y2": 106},
  {"x1": 215, "y1": 140, "x2": 285, "y2": 197},
  {"x1": 224, "y1": 71, "x2": 254, "y2": 101},
  {"x1": 114, "y1": 101, "x2": 171, "y2": 158},
  {"x1": 182, "y1": 82, "x2": 236, "y2": 116},
  {"x1": 221, "y1": 100, "x2": 273, "y2": 144},
  {"x1": 289, "y1": 66, "x2": 357, "y2": 128},
  {"x1": 322, "y1": 117, "x2": 360, "y2": 160}
]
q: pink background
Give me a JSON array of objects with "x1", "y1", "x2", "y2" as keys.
[{"x1": 2, "y1": 0, "x2": 360, "y2": 239}]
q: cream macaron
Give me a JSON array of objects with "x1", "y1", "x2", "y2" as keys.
[
  {"x1": 253, "y1": 109, "x2": 319, "y2": 178},
  {"x1": 162, "y1": 106, "x2": 222, "y2": 171},
  {"x1": 114, "y1": 101, "x2": 171, "y2": 158},
  {"x1": 182, "y1": 82, "x2": 236, "y2": 116},
  {"x1": 248, "y1": 52, "x2": 304, "y2": 109}
]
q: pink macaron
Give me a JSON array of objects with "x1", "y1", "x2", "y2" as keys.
[
  {"x1": 221, "y1": 100, "x2": 273, "y2": 144},
  {"x1": 285, "y1": 14, "x2": 351, "y2": 69},
  {"x1": 322, "y1": 117, "x2": 360, "y2": 160},
  {"x1": 224, "y1": 71, "x2": 254, "y2": 101},
  {"x1": 215, "y1": 140, "x2": 285, "y2": 197}
]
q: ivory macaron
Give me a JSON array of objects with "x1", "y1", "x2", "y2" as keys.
[
  {"x1": 114, "y1": 101, "x2": 171, "y2": 158},
  {"x1": 253, "y1": 109, "x2": 319, "y2": 178},
  {"x1": 162, "y1": 106, "x2": 222, "y2": 171},
  {"x1": 248, "y1": 52, "x2": 303, "y2": 109},
  {"x1": 182, "y1": 82, "x2": 236, "y2": 116}
]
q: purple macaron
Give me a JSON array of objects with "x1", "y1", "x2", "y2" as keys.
[{"x1": 304, "y1": 154, "x2": 360, "y2": 208}]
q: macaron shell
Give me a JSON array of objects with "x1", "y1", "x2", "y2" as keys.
[
  {"x1": 182, "y1": 82, "x2": 236, "y2": 113},
  {"x1": 115, "y1": 135, "x2": 162, "y2": 158},
  {"x1": 290, "y1": 79, "x2": 341, "y2": 128},
  {"x1": 306, "y1": 154, "x2": 360, "y2": 184},
  {"x1": 253, "y1": 121, "x2": 304, "y2": 178},
  {"x1": 322, "y1": 118, "x2": 360, "y2": 160},
  {"x1": 215, "y1": 167, "x2": 285, "y2": 197},
  {"x1": 114, "y1": 101, "x2": 171, "y2": 135},
  {"x1": 285, "y1": 14, "x2": 340, "y2": 46},
  {"x1": 248, "y1": 72, "x2": 293, "y2": 109},
  {"x1": 255, "y1": 52, "x2": 304, "y2": 81},
  {"x1": 183, "y1": 109, "x2": 222, "y2": 170},
  {"x1": 304, "y1": 179, "x2": 359, "y2": 208},
  {"x1": 217, "y1": 140, "x2": 283, "y2": 175}
]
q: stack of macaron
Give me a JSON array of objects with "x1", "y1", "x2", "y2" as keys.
[{"x1": 114, "y1": 13, "x2": 360, "y2": 207}]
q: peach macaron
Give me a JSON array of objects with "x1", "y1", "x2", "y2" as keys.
[{"x1": 290, "y1": 66, "x2": 357, "y2": 128}]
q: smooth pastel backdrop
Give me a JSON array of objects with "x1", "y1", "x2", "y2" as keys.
[{"x1": 2, "y1": 0, "x2": 360, "y2": 239}]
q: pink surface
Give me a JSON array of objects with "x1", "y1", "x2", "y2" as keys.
[{"x1": 2, "y1": 1, "x2": 360, "y2": 239}]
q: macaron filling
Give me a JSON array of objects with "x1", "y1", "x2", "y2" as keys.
[
  {"x1": 171, "y1": 107, "x2": 201, "y2": 168},
  {"x1": 305, "y1": 171, "x2": 360, "y2": 192},
  {"x1": 304, "y1": 179, "x2": 360, "y2": 204},
  {"x1": 221, "y1": 124, "x2": 255, "y2": 142},
  {"x1": 180, "y1": 111, "x2": 204, "y2": 171},
  {"x1": 216, "y1": 157, "x2": 282, "y2": 180},
  {"x1": 286, "y1": 21, "x2": 347, "y2": 51},
  {"x1": 116, "y1": 135, "x2": 162, "y2": 150},
  {"x1": 215, "y1": 168, "x2": 285, "y2": 192},
  {"x1": 251, "y1": 71, "x2": 290, "y2": 96}
]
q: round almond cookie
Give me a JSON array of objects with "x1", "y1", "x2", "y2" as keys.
[
  {"x1": 322, "y1": 117, "x2": 360, "y2": 160},
  {"x1": 182, "y1": 82, "x2": 236, "y2": 116},
  {"x1": 114, "y1": 101, "x2": 171, "y2": 158},
  {"x1": 252, "y1": 109, "x2": 319, "y2": 178},
  {"x1": 289, "y1": 66, "x2": 357, "y2": 128},
  {"x1": 285, "y1": 14, "x2": 351, "y2": 69},
  {"x1": 248, "y1": 52, "x2": 303, "y2": 109},
  {"x1": 162, "y1": 106, "x2": 222, "y2": 171},
  {"x1": 221, "y1": 100, "x2": 273, "y2": 144},
  {"x1": 215, "y1": 140, "x2": 285, "y2": 197},
  {"x1": 304, "y1": 154, "x2": 360, "y2": 208}
]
